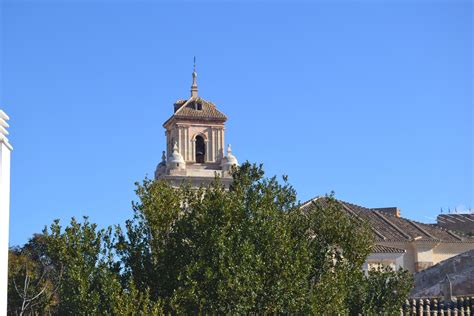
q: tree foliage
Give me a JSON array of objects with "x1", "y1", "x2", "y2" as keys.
[
  {"x1": 9, "y1": 219, "x2": 162, "y2": 315},
  {"x1": 8, "y1": 238, "x2": 61, "y2": 315},
  {"x1": 8, "y1": 162, "x2": 413, "y2": 314},
  {"x1": 302, "y1": 197, "x2": 375, "y2": 314},
  {"x1": 117, "y1": 163, "x2": 312, "y2": 313},
  {"x1": 358, "y1": 266, "x2": 413, "y2": 315}
]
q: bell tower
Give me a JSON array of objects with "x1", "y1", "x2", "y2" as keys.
[{"x1": 155, "y1": 61, "x2": 238, "y2": 187}]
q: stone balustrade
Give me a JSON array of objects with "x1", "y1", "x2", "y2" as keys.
[{"x1": 401, "y1": 296, "x2": 474, "y2": 315}]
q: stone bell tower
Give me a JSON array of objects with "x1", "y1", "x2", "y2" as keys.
[{"x1": 155, "y1": 61, "x2": 238, "y2": 187}]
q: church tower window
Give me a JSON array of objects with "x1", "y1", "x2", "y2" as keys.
[
  {"x1": 195, "y1": 136, "x2": 205, "y2": 163},
  {"x1": 193, "y1": 101, "x2": 202, "y2": 111}
]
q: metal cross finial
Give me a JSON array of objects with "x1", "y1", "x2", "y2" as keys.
[{"x1": 191, "y1": 56, "x2": 198, "y2": 97}]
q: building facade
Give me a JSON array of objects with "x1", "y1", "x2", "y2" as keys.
[
  {"x1": 155, "y1": 65, "x2": 238, "y2": 187},
  {"x1": 364, "y1": 244, "x2": 406, "y2": 272},
  {"x1": 0, "y1": 110, "x2": 12, "y2": 315},
  {"x1": 302, "y1": 198, "x2": 474, "y2": 273}
]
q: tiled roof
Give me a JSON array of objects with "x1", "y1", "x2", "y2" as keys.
[
  {"x1": 372, "y1": 244, "x2": 406, "y2": 254},
  {"x1": 438, "y1": 214, "x2": 474, "y2": 222},
  {"x1": 164, "y1": 97, "x2": 227, "y2": 126},
  {"x1": 435, "y1": 214, "x2": 474, "y2": 235},
  {"x1": 436, "y1": 214, "x2": 474, "y2": 228},
  {"x1": 301, "y1": 197, "x2": 474, "y2": 244}
]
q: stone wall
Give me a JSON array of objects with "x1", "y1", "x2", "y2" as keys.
[{"x1": 412, "y1": 249, "x2": 474, "y2": 298}]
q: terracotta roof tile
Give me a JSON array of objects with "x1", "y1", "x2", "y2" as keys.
[{"x1": 164, "y1": 97, "x2": 227, "y2": 125}]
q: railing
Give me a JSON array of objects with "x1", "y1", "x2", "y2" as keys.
[{"x1": 401, "y1": 297, "x2": 474, "y2": 315}]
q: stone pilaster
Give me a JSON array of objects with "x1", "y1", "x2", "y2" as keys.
[{"x1": 204, "y1": 139, "x2": 209, "y2": 163}]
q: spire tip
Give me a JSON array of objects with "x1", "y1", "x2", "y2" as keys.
[{"x1": 191, "y1": 57, "x2": 198, "y2": 97}]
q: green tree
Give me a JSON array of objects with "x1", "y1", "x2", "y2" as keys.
[
  {"x1": 301, "y1": 196, "x2": 375, "y2": 314},
  {"x1": 14, "y1": 217, "x2": 162, "y2": 315},
  {"x1": 117, "y1": 162, "x2": 411, "y2": 313},
  {"x1": 355, "y1": 266, "x2": 413, "y2": 315},
  {"x1": 117, "y1": 163, "x2": 311, "y2": 313},
  {"x1": 8, "y1": 240, "x2": 61, "y2": 315},
  {"x1": 9, "y1": 162, "x2": 413, "y2": 314}
]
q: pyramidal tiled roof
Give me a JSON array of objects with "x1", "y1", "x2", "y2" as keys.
[
  {"x1": 301, "y1": 197, "x2": 474, "y2": 244},
  {"x1": 164, "y1": 97, "x2": 227, "y2": 126}
]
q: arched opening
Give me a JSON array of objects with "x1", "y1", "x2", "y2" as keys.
[{"x1": 195, "y1": 136, "x2": 205, "y2": 163}]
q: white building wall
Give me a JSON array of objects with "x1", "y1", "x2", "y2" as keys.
[
  {"x1": 375, "y1": 241, "x2": 474, "y2": 273},
  {"x1": 433, "y1": 243, "x2": 474, "y2": 263},
  {"x1": 378, "y1": 242, "x2": 417, "y2": 273},
  {"x1": 364, "y1": 252, "x2": 405, "y2": 273},
  {"x1": 0, "y1": 110, "x2": 12, "y2": 316}
]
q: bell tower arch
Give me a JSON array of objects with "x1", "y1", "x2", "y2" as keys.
[{"x1": 195, "y1": 135, "x2": 205, "y2": 163}]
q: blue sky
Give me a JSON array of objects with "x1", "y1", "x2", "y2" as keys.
[{"x1": 1, "y1": 1, "x2": 472, "y2": 246}]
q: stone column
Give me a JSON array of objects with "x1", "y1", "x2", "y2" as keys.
[
  {"x1": 165, "y1": 130, "x2": 170, "y2": 158},
  {"x1": 191, "y1": 138, "x2": 195, "y2": 162},
  {"x1": 184, "y1": 127, "x2": 189, "y2": 161},
  {"x1": 213, "y1": 128, "x2": 217, "y2": 162},
  {"x1": 0, "y1": 110, "x2": 12, "y2": 315},
  {"x1": 221, "y1": 127, "x2": 225, "y2": 157},
  {"x1": 216, "y1": 128, "x2": 220, "y2": 160},
  {"x1": 177, "y1": 127, "x2": 181, "y2": 151},
  {"x1": 182, "y1": 127, "x2": 186, "y2": 161},
  {"x1": 208, "y1": 128, "x2": 213, "y2": 162},
  {"x1": 218, "y1": 128, "x2": 225, "y2": 160}
]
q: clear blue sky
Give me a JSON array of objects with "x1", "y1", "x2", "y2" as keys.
[{"x1": 1, "y1": 1, "x2": 472, "y2": 246}]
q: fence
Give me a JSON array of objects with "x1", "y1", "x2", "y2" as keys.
[{"x1": 401, "y1": 297, "x2": 474, "y2": 315}]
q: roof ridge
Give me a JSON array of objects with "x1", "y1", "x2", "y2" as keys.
[
  {"x1": 373, "y1": 210, "x2": 442, "y2": 241},
  {"x1": 372, "y1": 210, "x2": 412, "y2": 240},
  {"x1": 300, "y1": 196, "x2": 321, "y2": 208},
  {"x1": 163, "y1": 96, "x2": 227, "y2": 127},
  {"x1": 388, "y1": 213, "x2": 470, "y2": 241},
  {"x1": 445, "y1": 229, "x2": 464, "y2": 241},
  {"x1": 337, "y1": 199, "x2": 372, "y2": 211},
  {"x1": 340, "y1": 203, "x2": 387, "y2": 240},
  {"x1": 406, "y1": 220, "x2": 437, "y2": 240},
  {"x1": 174, "y1": 96, "x2": 196, "y2": 115},
  {"x1": 431, "y1": 223, "x2": 467, "y2": 241}
]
